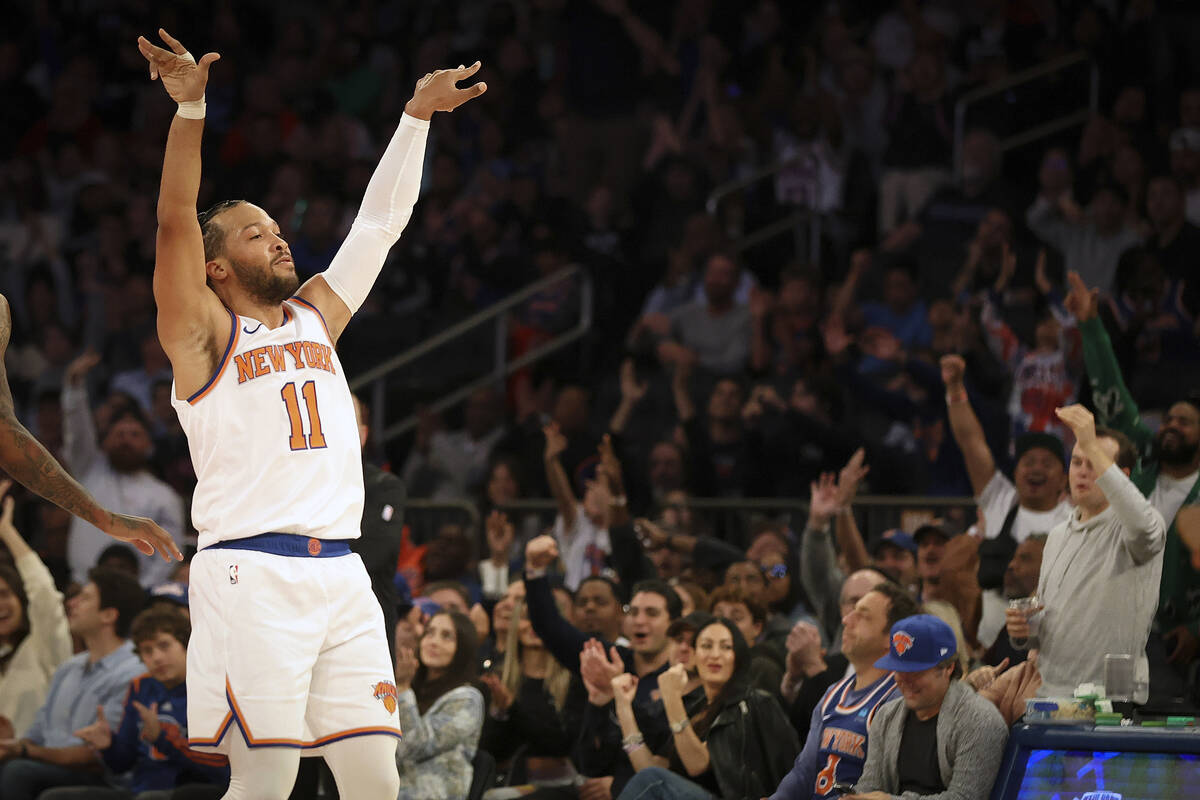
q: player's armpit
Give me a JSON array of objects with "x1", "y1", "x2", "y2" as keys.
[{"x1": 296, "y1": 274, "x2": 353, "y2": 345}]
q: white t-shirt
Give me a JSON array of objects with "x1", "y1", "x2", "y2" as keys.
[
  {"x1": 976, "y1": 472, "x2": 1073, "y2": 647},
  {"x1": 553, "y1": 506, "x2": 610, "y2": 591},
  {"x1": 978, "y1": 471, "x2": 1072, "y2": 545},
  {"x1": 1150, "y1": 470, "x2": 1199, "y2": 529}
]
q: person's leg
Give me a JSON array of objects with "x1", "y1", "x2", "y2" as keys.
[
  {"x1": 0, "y1": 759, "x2": 105, "y2": 800},
  {"x1": 322, "y1": 735, "x2": 401, "y2": 800},
  {"x1": 221, "y1": 736, "x2": 301, "y2": 800},
  {"x1": 615, "y1": 767, "x2": 714, "y2": 800}
]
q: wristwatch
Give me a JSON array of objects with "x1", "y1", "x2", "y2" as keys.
[{"x1": 670, "y1": 717, "x2": 690, "y2": 734}]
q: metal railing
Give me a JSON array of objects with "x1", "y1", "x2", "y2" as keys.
[
  {"x1": 953, "y1": 51, "x2": 1099, "y2": 179},
  {"x1": 401, "y1": 495, "x2": 979, "y2": 548},
  {"x1": 705, "y1": 153, "x2": 823, "y2": 264},
  {"x1": 348, "y1": 265, "x2": 593, "y2": 446}
]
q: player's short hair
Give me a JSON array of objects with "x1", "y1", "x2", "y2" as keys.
[
  {"x1": 708, "y1": 585, "x2": 768, "y2": 625},
  {"x1": 88, "y1": 567, "x2": 147, "y2": 639},
  {"x1": 630, "y1": 579, "x2": 683, "y2": 620},
  {"x1": 198, "y1": 199, "x2": 248, "y2": 262},
  {"x1": 871, "y1": 581, "x2": 922, "y2": 629},
  {"x1": 130, "y1": 607, "x2": 191, "y2": 649},
  {"x1": 575, "y1": 575, "x2": 627, "y2": 605},
  {"x1": 422, "y1": 580, "x2": 470, "y2": 610}
]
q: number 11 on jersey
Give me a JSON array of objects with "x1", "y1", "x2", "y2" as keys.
[{"x1": 281, "y1": 381, "x2": 327, "y2": 450}]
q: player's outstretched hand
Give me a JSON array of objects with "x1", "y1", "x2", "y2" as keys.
[
  {"x1": 405, "y1": 62, "x2": 487, "y2": 119},
  {"x1": 103, "y1": 512, "x2": 183, "y2": 563},
  {"x1": 136, "y1": 28, "x2": 220, "y2": 101}
]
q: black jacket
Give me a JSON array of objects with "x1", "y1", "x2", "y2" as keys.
[
  {"x1": 352, "y1": 462, "x2": 406, "y2": 660},
  {"x1": 705, "y1": 686, "x2": 800, "y2": 800}
]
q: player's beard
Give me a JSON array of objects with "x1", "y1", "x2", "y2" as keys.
[
  {"x1": 1153, "y1": 429, "x2": 1200, "y2": 467},
  {"x1": 228, "y1": 255, "x2": 300, "y2": 306}
]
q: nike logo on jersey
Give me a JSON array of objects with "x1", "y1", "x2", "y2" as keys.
[
  {"x1": 234, "y1": 341, "x2": 337, "y2": 384},
  {"x1": 243, "y1": 323, "x2": 263, "y2": 335}
]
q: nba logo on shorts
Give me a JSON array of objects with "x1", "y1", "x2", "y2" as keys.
[
  {"x1": 373, "y1": 681, "x2": 398, "y2": 714},
  {"x1": 229, "y1": 564, "x2": 239, "y2": 584}
]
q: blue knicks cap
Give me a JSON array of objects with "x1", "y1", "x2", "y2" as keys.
[
  {"x1": 874, "y1": 614, "x2": 957, "y2": 672},
  {"x1": 150, "y1": 581, "x2": 189, "y2": 609},
  {"x1": 871, "y1": 529, "x2": 918, "y2": 556}
]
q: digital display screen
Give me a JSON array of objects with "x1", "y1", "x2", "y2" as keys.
[{"x1": 1014, "y1": 749, "x2": 1200, "y2": 799}]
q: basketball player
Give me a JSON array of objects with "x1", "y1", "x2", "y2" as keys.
[
  {"x1": 136, "y1": 28, "x2": 485, "y2": 800},
  {"x1": 0, "y1": 294, "x2": 181, "y2": 562}
]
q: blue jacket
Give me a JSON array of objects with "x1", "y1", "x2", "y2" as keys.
[{"x1": 104, "y1": 673, "x2": 229, "y2": 791}]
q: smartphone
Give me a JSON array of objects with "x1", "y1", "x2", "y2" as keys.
[{"x1": 831, "y1": 782, "x2": 856, "y2": 796}]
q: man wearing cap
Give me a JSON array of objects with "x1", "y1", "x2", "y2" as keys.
[
  {"x1": 869, "y1": 530, "x2": 918, "y2": 592},
  {"x1": 147, "y1": 581, "x2": 190, "y2": 619},
  {"x1": 847, "y1": 614, "x2": 1008, "y2": 800},
  {"x1": 1009, "y1": 405, "x2": 1166, "y2": 703},
  {"x1": 1067, "y1": 272, "x2": 1200, "y2": 699},
  {"x1": 769, "y1": 582, "x2": 921, "y2": 800},
  {"x1": 941, "y1": 355, "x2": 1072, "y2": 648}
]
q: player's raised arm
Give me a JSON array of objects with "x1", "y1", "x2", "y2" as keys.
[
  {"x1": 138, "y1": 29, "x2": 229, "y2": 397},
  {"x1": 298, "y1": 63, "x2": 487, "y2": 343}
]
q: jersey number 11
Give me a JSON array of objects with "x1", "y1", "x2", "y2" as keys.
[{"x1": 281, "y1": 381, "x2": 327, "y2": 450}]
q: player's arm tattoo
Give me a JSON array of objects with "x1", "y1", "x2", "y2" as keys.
[{"x1": 0, "y1": 316, "x2": 108, "y2": 529}]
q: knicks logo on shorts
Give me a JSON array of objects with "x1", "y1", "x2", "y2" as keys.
[
  {"x1": 373, "y1": 681, "x2": 398, "y2": 714},
  {"x1": 892, "y1": 631, "x2": 914, "y2": 656}
]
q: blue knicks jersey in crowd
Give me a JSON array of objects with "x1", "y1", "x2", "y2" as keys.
[{"x1": 812, "y1": 672, "x2": 899, "y2": 798}]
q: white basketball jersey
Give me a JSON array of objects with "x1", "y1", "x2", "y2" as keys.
[{"x1": 172, "y1": 298, "x2": 364, "y2": 549}]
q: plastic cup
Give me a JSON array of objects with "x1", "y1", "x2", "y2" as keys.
[{"x1": 1104, "y1": 653, "x2": 1134, "y2": 702}]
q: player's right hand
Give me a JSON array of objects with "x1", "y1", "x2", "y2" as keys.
[
  {"x1": 103, "y1": 512, "x2": 184, "y2": 563},
  {"x1": 525, "y1": 534, "x2": 559, "y2": 571},
  {"x1": 136, "y1": 28, "x2": 220, "y2": 101}
]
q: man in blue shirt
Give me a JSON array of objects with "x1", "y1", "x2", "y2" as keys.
[
  {"x1": 0, "y1": 568, "x2": 146, "y2": 799},
  {"x1": 770, "y1": 581, "x2": 920, "y2": 800},
  {"x1": 57, "y1": 607, "x2": 229, "y2": 798}
]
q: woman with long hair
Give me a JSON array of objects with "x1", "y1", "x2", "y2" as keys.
[
  {"x1": 479, "y1": 592, "x2": 578, "y2": 786},
  {"x1": 612, "y1": 618, "x2": 799, "y2": 800},
  {"x1": 394, "y1": 610, "x2": 485, "y2": 800},
  {"x1": 0, "y1": 486, "x2": 72, "y2": 738}
]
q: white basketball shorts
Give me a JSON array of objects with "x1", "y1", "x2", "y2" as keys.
[{"x1": 186, "y1": 535, "x2": 401, "y2": 755}]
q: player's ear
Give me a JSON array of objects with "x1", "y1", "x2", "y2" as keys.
[{"x1": 206, "y1": 260, "x2": 227, "y2": 282}]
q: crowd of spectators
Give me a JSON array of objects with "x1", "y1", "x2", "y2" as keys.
[{"x1": 2, "y1": 0, "x2": 1200, "y2": 798}]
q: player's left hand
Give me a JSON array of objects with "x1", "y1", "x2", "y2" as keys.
[
  {"x1": 133, "y1": 701, "x2": 161, "y2": 743},
  {"x1": 102, "y1": 512, "x2": 184, "y2": 563},
  {"x1": 136, "y1": 29, "x2": 220, "y2": 101},
  {"x1": 405, "y1": 62, "x2": 487, "y2": 119}
]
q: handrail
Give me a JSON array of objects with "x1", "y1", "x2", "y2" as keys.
[
  {"x1": 349, "y1": 265, "x2": 586, "y2": 389},
  {"x1": 705, "y1": 153, "x2": 823, "y2": 264},
  {"x1": 496, "y1": 495, "x2": 977, "y2": 513},
  {"x1": 954, "y1": 51, "x2": 1098, "y2": 178},
  {"x1": 705, "y1": 152, "x2": 812, "y2": 215},
  {"x1": 348, "y1": 265, "x2": 593, "y2": 444}
]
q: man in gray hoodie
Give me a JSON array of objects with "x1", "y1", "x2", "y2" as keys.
[{"x1": 1006, "y1": 405, "x2": 1167, "y2": 702}]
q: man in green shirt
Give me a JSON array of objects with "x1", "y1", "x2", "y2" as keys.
[{"x1": 1066, "y1": 271, "x2": 1200, "y2": 701}]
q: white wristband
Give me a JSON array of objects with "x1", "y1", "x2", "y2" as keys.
[{"x1": 176, "y1": 97, "x2": 206, "y2": 119}]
